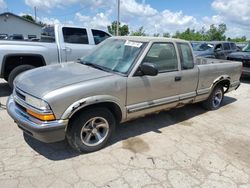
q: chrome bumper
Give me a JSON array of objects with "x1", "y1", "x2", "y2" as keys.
[{"x1": 7, "y1": 95, "x2": 68, "y2": 143}]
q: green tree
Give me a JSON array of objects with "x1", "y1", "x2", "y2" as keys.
[
  {"x1": 22, "y1": 15, "x2": 35, "y2": 22},
  {"x1": 228, "y1": 36, "x2": 247, "y2": 42},
  {"x1": 130, "y1": 26, "x2": 146, "y2": 36},
  {"x1": 163, "y1": 32, "x2": 170, "y2": 38},
  {"x1": 207, "y1": 24, "x2": 227, "y2": 41},
  {"x1": 107, "y1": 21, "x2": 129, "y2": 36}
]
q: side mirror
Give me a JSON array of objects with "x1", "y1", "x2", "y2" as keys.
[{"x1": 140, "y1": 62, "x2": 158, "y2": 76}]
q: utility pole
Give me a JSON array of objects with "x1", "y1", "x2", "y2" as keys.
[
  {"x1": 116, "y1": 0, "x2": 120, "y2": 36},
  {"x1": 34, "y1": 6, "x2": 37, "y2": 22}
]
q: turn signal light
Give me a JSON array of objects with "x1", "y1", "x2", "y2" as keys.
[{"x1": 27, "y1": 110, "x2": 55, "y2": 121}]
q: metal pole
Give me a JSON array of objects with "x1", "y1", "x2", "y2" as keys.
[
  {"x1": 34, "y1": 6, "x2": 37, "y2": 22},
  {"x1": 116, "y1": 0, "x2": 120, "y2": 36}
]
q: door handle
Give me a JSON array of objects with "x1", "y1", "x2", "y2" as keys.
[
  {"x1": 62, "y1": 47, "x2": 72, "y2": 52},
  {"x1": 175, "y1": 76, "x2": 182, "y2": 82}
]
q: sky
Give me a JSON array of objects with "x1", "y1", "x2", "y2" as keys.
[{"x1": 0, "y1": 0, "x2": 249, "y2": 38}]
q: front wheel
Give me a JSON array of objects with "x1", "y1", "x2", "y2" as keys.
[
  {"x1": 66, "y1": 108, "x2": 116, "y2": 153},
  {"x1": 202, "y1": 85, "x2": 224, "y2": 110}
]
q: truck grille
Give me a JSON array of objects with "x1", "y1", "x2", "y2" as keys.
[
  {"x1": 13, "y1": 88, "x2": 27, "y2": 113},
  {"x1": 15, "y1": 89, "x2": 26, "y2": 101}
]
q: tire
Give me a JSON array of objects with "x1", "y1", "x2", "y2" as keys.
[
  {"x1": 66, "y1": 107, "x2": 116, "y2": 153},
  {"x1": 202, "y1": 85, "x2": 224, "y2": 110},
  {"x1": 8, "y1": 65, "x2": 35, "y2": 89}
]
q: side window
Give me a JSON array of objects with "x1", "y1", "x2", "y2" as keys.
[
  {"x1": 230, "y1": 43, "x2": 237, "y2": 50},
  {"x1": 143, "y1": 43, "x2": 178, "y2": 72},
  {"x1": 214, "y1": 44, "x2": 222, "y2": 51},
  {"x1": 92, "y1": 29, "x2": 111, "y2": 44},
  {"x1": 62, "y1": 27, "x2": 89, "y2": 44},
  {"x1": 223, "y1": 43, "x2": 231, "y2": 50},
  {"x1": 177, "y1": 43, "x2": 194, "y2": 69}
]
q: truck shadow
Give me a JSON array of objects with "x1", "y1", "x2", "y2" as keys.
[
  {"x1": 24, "y1": 96, "x2": 237, "y2": 161},
  {"x1": 0, "y1": 82, "x2": 12, "y2": 97}
]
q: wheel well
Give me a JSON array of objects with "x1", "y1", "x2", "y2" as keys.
[
  {"x1": 68, "y1": 102, "x2": 123, "y2": 126},
  {"x1": 214, "y1": 79, "x2": 230, "y2": 93},
  {"x1": 2, "y1": 55, "x2": 46, "y2": 79}
]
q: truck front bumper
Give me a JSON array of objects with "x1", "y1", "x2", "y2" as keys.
[{"x1": 7, "y1": 95, "x2": 68, "y2": 143}]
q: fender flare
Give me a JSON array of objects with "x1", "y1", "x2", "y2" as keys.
[
  {"x1": 211, "y1": 75, "x2": 231, "y2": 93},
  {"x1": 61, "y1": 95, "x2": 126, "y2": 121}
]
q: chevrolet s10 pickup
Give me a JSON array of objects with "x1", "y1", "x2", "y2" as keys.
[{"x1": 7, "y1": 37, "x2": 242, "y2": 153}]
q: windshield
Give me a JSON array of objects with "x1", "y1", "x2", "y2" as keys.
[
  {"x1": 193, "y1": 43, "x2": 214, "y2": 51},
  {"x1": 242, "y1": 43, "x2": 250, "y2": 52},
  {"x1": 80, "y1": 38, "x2": 146, "y2": 74}
]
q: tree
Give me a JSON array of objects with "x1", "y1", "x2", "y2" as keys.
[
  {"x1": 153, "y1": 33, "x2": 160, "y2": 37},
  {"x1": 22, "y1": 15, "x2": 35, "y2": 23},
  {"x1": 130, "y1": 26, "x2": 146, "y2": 36},
  {"x1": 172, "y1": 28, "x2": 204, "y2": 41},
  {"x1": 163, "y1": 32, "x2": 170, "y2": 38},
  {"x1": 107, "y1": 21, "x2": 129, "y2": 36},
  {"x1": 207, "y1": 24, "x2": 227, "y2": 41},
  {"x1": 228, "y1": 36, "x2": 247, "y2": 42}
]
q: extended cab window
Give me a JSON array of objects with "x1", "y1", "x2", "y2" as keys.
[
  {"x1": 230, "y1": 43, "x2": 237, "y2": 50},
  {"x1": 63, "y1": 27, "x2": 89, "y2": 44},
  {"x1": 177, "y1": 43, "x2": 194, "y2": 69},
  {"x1": 92, "y1": 29, "x2": 111, "y2": 44},
  {"x1": 143, "y1": 43, "x2": 178, "y2": 72},
  {"x1": 223, "y1": 43, "x2": 231, "y2": 50}
]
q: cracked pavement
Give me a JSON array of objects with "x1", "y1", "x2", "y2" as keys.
[{"x1": 0, "y1": 78, "x2": 250, "y2": 188}]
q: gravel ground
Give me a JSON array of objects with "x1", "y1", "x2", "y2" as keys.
[{"x1": 0, "y1": 78, "x2": 250, "y2": 188}]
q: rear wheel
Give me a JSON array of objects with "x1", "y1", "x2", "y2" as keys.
[
  {"x1": 202, "y1": 85, "x2": 224, "y2": 110},
  {"x1": 8, "y1": 65, "x2": 35, "y2": 89},
  {"x1": 66, "y1": 108, "x2": 116, "y2": 153}
]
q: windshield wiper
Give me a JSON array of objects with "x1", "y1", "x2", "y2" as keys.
[{"x1": 78, "y1": 60, "x2": 111, "y2": 72}]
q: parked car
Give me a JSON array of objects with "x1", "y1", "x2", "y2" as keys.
[
  {"x1": 228, "y1": 42, "x2": 250, "y2": 76},
  {"x1": 0, "y1": 33, "x2": 8, "y2": 39},
  {"x1": 192, "y1": 41, "x2": 238, "y2": 59},
  {"x1": 0, "y1": 24, "x2": 111, "y2": 88},
  {"x1": 7, "y1": 34, "x2": 24, "y2": 40},
  {"x1": 7, "y1": 37, "x2": 242, "y2": 153}
]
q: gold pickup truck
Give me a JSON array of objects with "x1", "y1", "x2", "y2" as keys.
[{"x1": 7, "y1": 37, "x2": 242, "y2": 153}]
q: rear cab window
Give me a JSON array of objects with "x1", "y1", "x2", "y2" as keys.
[
  {"x1": 223, "y1": 43, "x2": 231, "y2": 50},
  {"x1": 62, "y1": 27, "x2": 89, "y2": 44},
  {"x1": 177, "y1": 43, "x2": 194, "y2": 69},
  {"x1": 230, "y1": 43, "x2": 237, "y2": 50}
]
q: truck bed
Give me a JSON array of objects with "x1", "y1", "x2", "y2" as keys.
[{"x1": 195, "y1": 57, "x2": 242, "y2": 96}]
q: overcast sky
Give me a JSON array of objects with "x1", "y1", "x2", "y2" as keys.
[{"x1": 0, "y1": 0, "x2": 249, "y2": 38}]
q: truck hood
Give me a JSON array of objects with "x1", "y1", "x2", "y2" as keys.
[
  {"x1": 228, "y1": 52, "x2": 250, "y2": 59},
  {"x1": 15, "y1": 62, "x2": 114, "y2": 98}
]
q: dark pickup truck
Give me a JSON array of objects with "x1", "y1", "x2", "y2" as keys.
[
  {"x1": 228, "y1": 43, "x2": 250, "y2": 77},
  {"x1": 192, "y1": 41, "x2": 238, "y2": 59}
]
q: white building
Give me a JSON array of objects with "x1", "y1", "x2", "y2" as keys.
[{"x1": 0, "y1": 12, "x2": 43, "y2": 39}]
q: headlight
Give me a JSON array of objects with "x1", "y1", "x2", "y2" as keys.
[{"x1": 25, "y1": 95, "x2": 50, "y2": 111}]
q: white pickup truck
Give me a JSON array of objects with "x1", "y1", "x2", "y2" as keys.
[{"x1": 0, "y1": 24, "x2": 111, "y2": 88}]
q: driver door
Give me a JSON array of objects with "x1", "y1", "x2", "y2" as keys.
[
  {"x1": 126, "y1": 42, "x2": 181, "y2": 119},
  {"x1": 214, "y1": 43, "x2": 226, "y2": 59}
]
